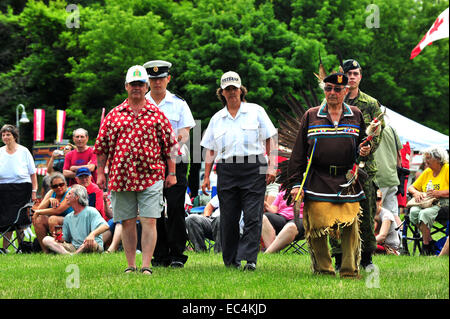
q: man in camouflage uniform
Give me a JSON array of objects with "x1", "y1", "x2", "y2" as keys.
[{"x1": 331, "y1": 59, "x2": 384, "y2": 269}]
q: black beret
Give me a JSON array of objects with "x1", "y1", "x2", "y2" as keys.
[
  {"x1": 342, "y1": 59, "x2": 361, "y2": 73},
  {"x1": 323, "y1": 72, "x2": 348, "y2": 86}
]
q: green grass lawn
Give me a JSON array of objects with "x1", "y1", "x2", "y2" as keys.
[{"x1": 0, "y1": 250, "x2": 448, "y2": 299}]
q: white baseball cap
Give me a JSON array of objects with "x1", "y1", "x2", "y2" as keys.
[
  {"x1": 220, "y1": 71, "x2": 241, "y2": 89},
  {"x1": 125, "y1": 65, "x2": 149, "y2": 84}
]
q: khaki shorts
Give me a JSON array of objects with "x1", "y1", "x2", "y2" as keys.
[
  {"x1": 111, "y1": 180, "x2": 164, "y2": 222},
  {"x1": 409, "y1": 205, "x2": 440, "y2": 229},
  {"x1": 61, "y1": 242, "x2": 77, "y2": 253}
]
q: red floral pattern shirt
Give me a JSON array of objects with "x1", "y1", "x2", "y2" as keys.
[{"x1": 94, "y1": 99, "x2": 178, "y2": 192}]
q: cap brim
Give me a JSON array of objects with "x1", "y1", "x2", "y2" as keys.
[
  {"x1": 76, "y1": 174, "x2": 90, "y2": 177},
  {"x1": 221, "y1": 83, "x2": 241, "y2": 89},
  {"x1": 126, "y1": 79, "x2": 148, "y2": 84},
  {"x1": 148, "y1": 72, "x2": 169, "y2": 79},
  {"x1": 127, "y1": 79, "x2": 147, "y2": 83}
]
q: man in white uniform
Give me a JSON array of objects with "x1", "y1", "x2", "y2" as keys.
[{"x1": 143, "y1": 60, "x2": 196, "y2": 268}]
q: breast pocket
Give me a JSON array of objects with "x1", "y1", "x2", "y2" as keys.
[
  {"x1": 241, "y1": 122, "x2": 260, "y2": 148},
  {"x1": 213, "y1": 128, "x2": 227, "y2": 152},
  {"x1": 166, "y1": 112, "x2": 180, "y2": 131},
  {"x1": 166, "y1": 112, "x2": 180, "y2": 122}
]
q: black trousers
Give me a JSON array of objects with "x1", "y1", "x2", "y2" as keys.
[
  {"x1": 153, "y1": 161, "x2": 188, "y2": 265},
  {"x1": 217, "y1": 157, "x2": 266, "y2": 266}
]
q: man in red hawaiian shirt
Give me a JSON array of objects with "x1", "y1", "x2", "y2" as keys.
[{"x1": 94, "y1": 65, "x2": 178, "y2": 275}]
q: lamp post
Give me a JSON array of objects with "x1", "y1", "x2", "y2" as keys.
[{"x1": 16, "y1": 104, "x2": 30, "y2": 143}]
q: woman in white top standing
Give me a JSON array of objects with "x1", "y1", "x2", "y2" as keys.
[
  {"x1": 0, "y1": 124, "x2": 37, "y2": 252},
  {"x1": 201, "y1": 71, "x2": 278, "y2": 270}
]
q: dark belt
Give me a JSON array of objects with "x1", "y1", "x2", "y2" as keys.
[
  {"x1": 313, "y1": 165, "x2": 351, "y2": 176},
  {"x1": 218, "y1": 155, "x2": 267, "y2": 164}
]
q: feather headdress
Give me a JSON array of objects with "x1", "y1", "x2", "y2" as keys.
[{"x1": 313, "y1": 50, "x2": 328, "y2": 84}]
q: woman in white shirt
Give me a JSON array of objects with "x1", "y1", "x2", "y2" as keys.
[
  {"x1": 0, "y1": 124, "x2": 37, "y2": 251},
  {"x1": 201, "y1": 71, "x2": 277, "y2": 270}
]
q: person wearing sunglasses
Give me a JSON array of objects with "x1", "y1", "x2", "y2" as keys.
[
  {"x1": 40, "y1": 143, "x2": 76, "y2": 197},
  {"x1": 288, "y1": 72, "x2": 371, "y2": 278},
  {"x1": 408, "y1": 146, "x2": 449, "y2": 255},
  {"x1": 32, "y1": 172, "x2": 73, "y2": 253},
  {"x1": 201, "y1": 71, "x2": 278, "y2": 271},
  {"x1": 328, "y1": 59, "x2": 384, "y2": 270},
  {"x1": 41, "y1": 184, "x2": 109, "y2": 255},
  {"x1": 94, "y1": 65, "x2": 178, "y2": 275}
]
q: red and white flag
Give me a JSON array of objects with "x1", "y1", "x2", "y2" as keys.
[
  {"x1": 33, "y1": 109, "x2": 45, "y2": 141},
  {"x1": 56, "y1": 109, "x2": 66, "y2": 143},
  {"x1": 410, "y1": 8, "x2": 449, "y2": 59}
]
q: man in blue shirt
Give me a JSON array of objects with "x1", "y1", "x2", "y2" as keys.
[{"x1": 42, "y1": 184, "x2": 109, "y2": 254}]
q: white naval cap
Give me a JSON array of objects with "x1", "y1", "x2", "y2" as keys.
[{"x1": 143, "y1": 60, "x2": 172, "y2": 78}]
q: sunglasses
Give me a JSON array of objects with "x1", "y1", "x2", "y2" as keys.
[
  {"x1": 129, "y1": 81, "x2": 146, "y2": 87},
  {"x1": 324, "y1": 86, "x2": 345, "y2": 93},
  {"x1": 224, "y1": 86, "x2": 239, "y2": 91},
  {"x1": 51, "y1": 183, "x2": 66, "y2": 189}
]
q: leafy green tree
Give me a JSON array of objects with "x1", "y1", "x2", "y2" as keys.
[
  {"x1": 0, "y1": 0, "x2": 74, "y2": 148},
  {"x1": 289, "y1": 0, "x2": 449, "y2": 134},
  {"x1": 0, "y1": 0, "x2": 27, "y2": 14},
  {"x1": 167, "y1": 0, "x2": 321, "y2": 128},
  {"x1": 64, "y1": 0, "x2": 168, "y2": 137},
  {"x1": 0, "y1": 0, "x2": 447, "y2": 149}
]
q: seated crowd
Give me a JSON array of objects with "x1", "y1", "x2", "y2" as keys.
[
  {"x1": 1, "y1": 138, "x2": 448, "y2": 260},
  {"x1": 0, "y1": 62, "x2": 448, "y2": 277}
]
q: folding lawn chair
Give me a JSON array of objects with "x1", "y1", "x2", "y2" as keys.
[
  {"x1": 282, "y1": 238, "x2": 308, "y2": 255},
  {"x1": 184, "y1": 206, "x2": 217, "y2": 252},
  {"x1": 0, "y1": 202, "x2": 34, "y2": 254},
  {"x1": 205, "y1": 238, "x2": 215, "y2": 252},
  {"x1": 282, "y1": 234, "x2": 309, "y2": 255},
  {"x1": 399, "y1": 206, "x2": 448, "y2": 256}
]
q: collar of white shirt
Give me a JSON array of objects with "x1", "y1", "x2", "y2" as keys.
[
  {"x1": 146, "y1": 90, "x2": 173, "y2": 106},
  {"x1": 218, "y1": 102, "x2": 249, "y2": 118}
]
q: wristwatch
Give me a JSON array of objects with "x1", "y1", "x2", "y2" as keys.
[{"x1": 168, "y1": 172, "x2": 176, "y2": 176}]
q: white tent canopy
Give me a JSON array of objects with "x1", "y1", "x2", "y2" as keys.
[{"x1": 383, "y1": 106, "x2": 449, "y2": 152}]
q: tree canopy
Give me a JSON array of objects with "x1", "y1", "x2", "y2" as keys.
[{"x1": 0, "y1": 0, "x2": 448, "y2": 150}]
